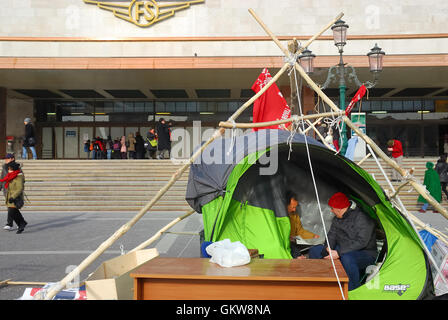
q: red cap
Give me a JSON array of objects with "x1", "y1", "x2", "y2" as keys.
[{"x1": 328, "y1": 192, "x2": 350, "y2": 209}]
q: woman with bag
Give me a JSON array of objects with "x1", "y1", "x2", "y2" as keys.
[
  {"x1": 22, "y1": 118, "x2": 37, "y2": 160},
  {"x1": 435, "y1": 154, "x2": 448, "y2": 201},
  {"x1": 0, "y1": 162, "x2": 27, "y2": 234}
]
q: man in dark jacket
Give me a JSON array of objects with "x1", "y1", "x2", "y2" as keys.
[
  {"x1": 156, "y1": 118, "x2": 171, "y2": 159},
  {"x1": 308, "y1": 192, "x2": 377, "y2": 291},
  {"x1": 134, "y1": 132, "x2": 146, "y2": 159}
]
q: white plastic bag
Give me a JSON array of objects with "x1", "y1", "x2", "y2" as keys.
[{"x1": 205, "y1": 239, "x2": 251, "y2": 268}]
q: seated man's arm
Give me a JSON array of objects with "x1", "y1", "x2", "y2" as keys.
[{"x1": 294, "y1": 215, "x2": 318, "y2": 239}]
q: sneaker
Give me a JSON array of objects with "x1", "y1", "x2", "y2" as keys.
[
  {"x1": 418, "y1": 209, "x2": 426, "y2": 213},
  {"x1": 433, "y1": 210, "x2": 439, "y2": 213},
  {"x1": 3, "y1": 225, "x2": 14, "y2": 231}
]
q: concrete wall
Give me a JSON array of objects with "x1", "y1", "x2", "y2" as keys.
[
  {"x1": 1, "y1": 0, "x2": 447, "y2": 37},
  {"x1": 0, "y1": 0, "x2": 447, "y2": 57}
]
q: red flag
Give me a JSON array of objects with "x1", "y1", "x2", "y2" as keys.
[
  {"x1": 345, "y1": 85, "x2": 367, "y2": 116},
  {"x1": 251, "y1": 68, "x2": 291, "y2": 131}
]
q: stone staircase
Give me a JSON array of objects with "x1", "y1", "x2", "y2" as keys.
[
  {"x1": 359, "y1": 157, "x2": 442, "y2": 212},
  {"x1": 8, "y1": 157, "x2": 443, "y2": 213},
  {"x1": 17, "y1": 160, "x2": 191, "y2": 212}
]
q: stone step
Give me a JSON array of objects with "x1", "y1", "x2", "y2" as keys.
[{"x1": 20, "y1": 206, "x2": 191, "y2": 212}]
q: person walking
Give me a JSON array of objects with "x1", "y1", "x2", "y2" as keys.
[
  {"x1": 156, "y1": 118, "x2": 171, "y2": 159},
  {"x1": 127, "y1": 133, "x2": 136, "y2": 159},
  {"x1": 435, "y1": 154, "x2": 448, "y2": 201},
  {"x1": 134, "y1": 132, "x2": 145, "y2": 159},
  {"x1": 418, "y1": 162, "x2": 442, "y2": 213},
  {"x1": 387, "y1": 139, "x2": 403, "y2": 182},
  {"x1": 0, "y1": 162, "x2": 27, "y2": 234},
  {"x1": 22, "y1": 118, "x2": 37, "y2": 160}
]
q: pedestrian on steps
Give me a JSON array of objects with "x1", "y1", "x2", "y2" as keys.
[
  {"x1": 22, "y1": 118, "x2": 37, "y2": 160},
  {"x1": 387, "y1": 139, "x2": 403, "y2": 182},
  {"x1": 435, "y1": 154, "x2": 448, "y2": 201}
]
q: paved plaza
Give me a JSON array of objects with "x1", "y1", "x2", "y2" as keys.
[
  {"x1": 0, "y1": 207, "x2": 447, "y2": 300},
  {"x1": 0, "y1": 211, "x2": 203, "y2": 300}
]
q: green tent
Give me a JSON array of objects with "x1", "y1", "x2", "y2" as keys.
[{"x1": 186, "y1": 129, "x2": 433, "y2": 299}]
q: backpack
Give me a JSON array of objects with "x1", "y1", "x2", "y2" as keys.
[{"x1": 113, "y1": 142, "x2": 120, "y2": 151}]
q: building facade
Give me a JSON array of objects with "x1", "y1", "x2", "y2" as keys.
[{"x1": 0, "y1": 0, "x2": 447, "y2": 158}]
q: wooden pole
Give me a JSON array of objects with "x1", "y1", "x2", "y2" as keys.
[
  {"x1": 41, "y1": 62, "x2": 288, "y2": 300},
  {"x1": 130, "y1": 209, "x2": 195, "y2": 252},
  {"x1": 357, "y1": 153, "x2": 371, "y2": 166},
  {"x1": 248, "y1": 9, "x2": 344, "y2": 58},
  {"x1": 249, "y1": 8, "x2": 448, "y2": 221},
  {"x1": 408, "y1": 213, "x2": 448, "y2": 246},
  {"x1": 219, "y1": 111, "x2": 343, "y2": 129},
  {"x1": 305, "y1": 119, "x2": 334, "y2": 150},
  {"x1": 0, "y1": 279, "x2": 52, "y2": 287},
  {"x1": 288, "y1": 38, "x2": 300, "y2": 116}
]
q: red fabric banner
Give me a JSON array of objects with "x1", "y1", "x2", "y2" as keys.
[
  {"x1": 345, "y1": 84, "x2": 367, "y2": 116},
  {"x1": 251, "y1": 68, "x2": 291, "y2": 131}
]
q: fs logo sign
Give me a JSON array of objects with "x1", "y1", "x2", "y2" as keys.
[{"x1": 83, "y1": 0, "x2": 204, "y2": 27}]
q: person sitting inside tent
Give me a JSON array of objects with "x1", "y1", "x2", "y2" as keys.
[
  {"x1": 307, "y1": 192, "x2": 377, "y2": 291},
  {"x1": 286, "y1": 191, "x2": 319, "y2": 259}
]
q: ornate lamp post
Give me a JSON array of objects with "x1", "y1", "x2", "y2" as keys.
[{"x1": 298, "y1": 20, "x2": 385, "y2": 155}]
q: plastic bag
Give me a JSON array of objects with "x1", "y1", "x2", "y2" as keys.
[
  {"x1": 205, "y1": 239, "x2": 251, "y2": 268},
  {"x1": 419, "y1": 230, "x2": 438, "y2": 251}
]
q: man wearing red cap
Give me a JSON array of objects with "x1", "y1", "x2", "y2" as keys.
[{"x1": 308, "y1": 192, "x2": 378, "y2": 291}]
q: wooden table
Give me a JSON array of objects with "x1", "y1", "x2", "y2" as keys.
[{"x1": 131, "y1": 257, "x2": 348, "y2": 300}]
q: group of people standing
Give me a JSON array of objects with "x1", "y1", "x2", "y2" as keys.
[{"x1": 84, "y1": 118, "x2": 172, "y2": 160}]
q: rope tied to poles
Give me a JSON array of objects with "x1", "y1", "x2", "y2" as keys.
[
  {"x1": 290, "y1": 64, "x2": 347, "y2": 300},
  {"x1": 227, "y1": 119, "x2": 237, "y2": 156}
]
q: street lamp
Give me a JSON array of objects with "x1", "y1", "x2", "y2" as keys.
[
  {"x1": 331, "y1": 19, "x2": 349, "y2": 53},
  {"x1": 298, "y1": 49, "x2": 316, "y2": 74},
  {"x1": 298, "y1": 21, "x2": 385, "y2": 155}
]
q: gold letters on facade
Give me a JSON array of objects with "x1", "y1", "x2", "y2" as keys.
[{"x1": 83, "y1": 0, "x2": 204, "y2": 27}]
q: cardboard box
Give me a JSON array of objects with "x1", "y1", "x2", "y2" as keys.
[{"x1": 85, "y1": 248, "x2": 158, "y2": 300}]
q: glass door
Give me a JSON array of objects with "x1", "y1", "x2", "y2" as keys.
[
  {"x1": 80, "y1": 127, "x2": 94, "y2": 159},
  {"x1": 64, "y1": 127, "x2": 79, "y2": 158}
]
